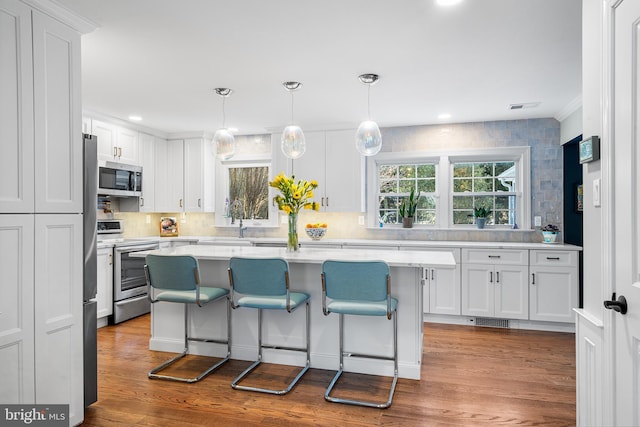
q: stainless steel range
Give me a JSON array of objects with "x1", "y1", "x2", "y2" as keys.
[{"x1": 97, "y1": 220, "x2": 159, "y2": 324}]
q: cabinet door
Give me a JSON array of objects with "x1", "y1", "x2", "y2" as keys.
[
  {"x1": 461, "y1": 264, "x2": 493, "y2": 317},
  {"x1": 33, "y1": 11, "x2": 82, "y2": 214},
  {"x1": 530, "y1": 266, "x2": 578, "y2": 322},
  {"x1": 0, "y1": 1, "x2": 34, "y2": 213},
  {"x1": 138, "y1": 133, "x2": 155, "y2": 212},
  {"x1": 92, "y1": 119, "x2": 117, "y2": 161},
  {"x1": 291, "y1": 131, "x2": 326, "y2": 202},
  {"x1": 34, "y1": 214, "x2": 83, "y2": 422},
  {"x1": 325, "y1": 129, "x2": 362, "y2": 212},
  {"x1": 166, "y1": 140, "x2": 185, "y2": 211},
  {"x1": 97, "y1": 247, "x2": 113, "y2": 318},
  {"x1": 116, "y1": 126, "x2": 139, "y2": 165},
  {"x1": 429, "y1": 266, "x2": 461, "y2": 315},
  {"x1": 0, "y1": 215, "x2": 35, "y2": 403},
  {"x1": 494, "y1": 265, "x2": 528, "y2": 320},
  {"x1": 187, "y1": 138, "x2": 214, "y2": 212}
]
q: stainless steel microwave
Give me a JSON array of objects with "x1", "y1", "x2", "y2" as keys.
[{"x1": 98, "y1": 161, "x2": 142, "y2": 197}]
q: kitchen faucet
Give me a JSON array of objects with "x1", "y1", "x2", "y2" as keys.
[{"x1": 231, "y1": 198, "x2": 248, "y2": 237}]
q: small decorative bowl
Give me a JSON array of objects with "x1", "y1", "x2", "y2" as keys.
[{"x1": 305, "y1": 227, "x2": 327, "y2": 240}]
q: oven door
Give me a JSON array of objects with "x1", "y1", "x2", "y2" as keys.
[{"x1": 114, "y1": 243, "x2": 159, "y2": 301}]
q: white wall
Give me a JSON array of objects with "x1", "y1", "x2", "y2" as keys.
[{"x1": 560, "y1": 107, "x2": 583, "y2": 144}]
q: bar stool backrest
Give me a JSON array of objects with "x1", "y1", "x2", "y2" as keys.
[
  {"x1": 229, "y1": 257, "x2": 289, "y2": 296},
  {"x1": 146, "y1": 254, "x2": 199, "y2": 291},
  {"x1": 322, "y1": 260, "x2": 389, "y2": 301}
]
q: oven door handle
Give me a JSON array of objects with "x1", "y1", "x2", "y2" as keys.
[{"x1": 116, "y1": 244, "x2": 159, "y2": 253}]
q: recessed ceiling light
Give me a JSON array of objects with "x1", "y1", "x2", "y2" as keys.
[
  {"x1": 438, "y1": 113, "x2": 452, "y2": 120},
  {"x1": 436, "y1": 0, "x2": 463, "y2": 6},
  {"x1": 128, "y1": 115, "x2": 142, "y2": 121}
]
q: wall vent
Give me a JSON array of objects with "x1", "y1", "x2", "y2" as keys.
[
  {"x1": 509, "y1": 102, "x2": 541, "y2": 110},
  {"x1": 473, "y1": 317, "x2": 510, "y2": 328}
]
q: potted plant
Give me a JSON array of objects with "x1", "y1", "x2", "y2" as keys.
[
  {"x1": 541, "y1": 224, "x2": 559, "y2": 243},
  {"x1": 399, "y1": 188, "x2": 420, "y2": 228},
  {"x1": 473, "y1": 206, "x2": 491, "y2": 229}
]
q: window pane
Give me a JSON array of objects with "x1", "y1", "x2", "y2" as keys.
[
  {"x1": 417, "y1": 210, "x2": 436, "y2": 225},
  {"x1": 453, "y1": 163, "x2": 472, "y2": 177},
  {"x1": 379, "y1": 165, "x2": 397, "y2": 179},
  {"x1": 453, "y1": 178, "x2": 472, "y2": 192},
  {"x1": 474, "y1": 178, "x2": 493, "y2": 192},
  {"x1": 417, "y1": 164, "x2": 436, "y2": 178},
  {"x1": 495, "y1": 195, "x2": 510, "y2": 209},
  {"x1": 380, "y1": 179, "x2": 396, "y2": 194},
  {"x1": 417, "y1": 178, "x2": 436, "y2": 193},
  {"x1": 379, "y1": 196, "x2": 399, "y2": 210},
  {"x1": 453, "y1": 210, "x2": 473, "y2": 224},
  {"x1": 399, "y1": 180, "x2": 414, "y2": 193},
  {"x1": 399, "y1": 165, "x2": 415, "y2": 178},
  {"x1": 495, "y1": 162, "x2": 515, "y2": 176},
  {"x1": 474, "y1": 195, "x2": 493, "y2": 210},
  {"x1": 229, "y1": 166, "x2": 269, "y2": 219},
  {"x1": 495, "y1": 177, "x2": 512, "y2": 192},
  {"x1": 420, "y1": 195, "x2": 437, "y2": 209},
  {"x1": 453, "y1": 195, "x2": 473, "y2": 209},
  {"x1": 473, "y1": 163, "x2": 493, "y2": 177}
]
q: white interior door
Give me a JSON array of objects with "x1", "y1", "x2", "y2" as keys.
[{"x1": 611, "y1": 0, "x2": 640, "y2": 424}]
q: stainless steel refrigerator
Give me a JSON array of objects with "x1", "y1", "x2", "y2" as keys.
[{"x1": 83, "y1": 134, "x2": 98, "y2": 407}]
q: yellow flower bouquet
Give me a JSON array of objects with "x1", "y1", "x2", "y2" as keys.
[{"x1": 269, "y1": 172, "x2": 319, "y2": 251}]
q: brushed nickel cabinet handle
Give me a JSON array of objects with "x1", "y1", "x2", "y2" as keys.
[
  {"x1": 198, "y1": 198, "x2": 201, "y2": 208},
  {"x1": 532, "y1": 273, "x2": 536, "y2": 285},
  {"x1": 140, "y1": 197, "x2": 144, "y2": 207},
  {"x1": 179, "y1": 198, "x2": 183, "y2": 208},
  {"x1": 113, "y1": 146, "x2": 118, "y2": 157},
  {"x1": 118, "y1": 147, "x2": 122, "y2": 157}
]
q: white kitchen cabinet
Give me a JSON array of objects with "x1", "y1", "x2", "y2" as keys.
[
  {"x1": 137, "y1": 132, "x2": 156, "y2": 212},
  {"x1": 529, "y1": 250, "x2": 578, "y2": 323},
  {"x1": 156, "y1": 138, "x2": 214, "y2": 212},
  {"x1": 93, "y1": 119, "x2": 139, "y2": 164},
  {"x1": 402, "y1": 247, "x2": 461, "y2": 315},
  {"x1": 82, "y1": 116, "x2": 92, "y2": 134},
  {"x1": 0, "y1": 215, "x2": 35, "y2": 404},
  {"x1": 291, "y1": 129, "x2": 363, "y2": 212},
  {"x1": 1, "y1": 1, "x2": 88, "y2": 424},
  {"x1": 34, "y1": 214, "x2": 83, "y2": 418},
  {"x1": 97, "y1": 247, "x2": 114, "y2": 319},
  {"x1": 0, "y1": 0, "x2": 34, "y2": 213},
  {"x1": 461, "y1": 249, "x2": 529, "y2": 320}
]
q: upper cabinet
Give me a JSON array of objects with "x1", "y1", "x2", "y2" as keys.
[
  {"x1": 154, "y1": 137, "x2": 214, "y2": 213},
  {"x1": 93, "y1": 119, "x2": 139, "y2": 165},
  {"x1": 291, "y1": 129, "x2": 363, "y2": 212},
  {"x1": 0, "y1": 1, "x2": 82, "y2": 214},
  {"x1": 137, "y1": 132, "x2": 156, "y2": 212}
]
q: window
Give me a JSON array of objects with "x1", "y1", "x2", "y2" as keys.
[
  {"x1": 378, "y1": 163, "x2": 437, "y2": 225},
  {"x1": 228, "y1": 166, "x2": 269, "y2": 220},
  {"x1": 451, "y1": 161, "x2": 517, "y2": 225},
  {"x1": 367, "y1": 147, "x2": 530, "y2": 229}
]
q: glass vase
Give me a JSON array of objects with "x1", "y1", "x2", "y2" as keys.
[{"x1": 287, "y1": 212, "x2": 299, "y2": 252}]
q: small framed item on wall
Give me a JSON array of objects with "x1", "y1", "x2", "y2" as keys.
[
  {"x1": 579, "y1": 136, "x2": 600, "y2": 164},
  {"x1": 160, "y1": 217, "x2": 178, "y2": 236}
]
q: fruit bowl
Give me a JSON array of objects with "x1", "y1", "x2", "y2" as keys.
[{"x1": 305, "y1": 223, "x2": 327, "y2": 240}]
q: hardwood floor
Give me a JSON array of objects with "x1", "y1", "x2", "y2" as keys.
[{"x1": 81, "y1": 315, "x2": 575, "y2": 426}]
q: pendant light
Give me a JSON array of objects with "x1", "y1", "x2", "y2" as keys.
[
  {"x1": 355, "y1": 73, "x2": 382, "y2": 156},
  {"x1": 281, "y1": 81, "x2": 306, "y2": 159},
  {"x1": 213, "y1": 88, "x2": 235, "y2": 160}
]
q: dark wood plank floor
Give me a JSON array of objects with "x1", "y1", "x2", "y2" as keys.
[{"x1": 81, "y1": 315, "x2": 575, "y2": 426}]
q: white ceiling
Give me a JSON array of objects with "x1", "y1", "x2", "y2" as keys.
[{"x1": 55, "y1": 0, "x2": 582, "y2": 136}]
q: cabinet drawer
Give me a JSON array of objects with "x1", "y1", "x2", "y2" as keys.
[
  {"x1": 529, "y1": 250, "x2": 577, "y2": 267},
  {"x1": 462, "y1": 249, "x2": 527, "y2": 265}
]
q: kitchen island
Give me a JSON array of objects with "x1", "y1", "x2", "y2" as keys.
[{"x1": 133, "y1": 245, "x2": 456, "y2": 379}]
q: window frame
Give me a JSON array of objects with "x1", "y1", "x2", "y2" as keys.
[
  {"x1": 366, "y1": 147, "x2": 531, "y2": 230},
  {"x1": 215, "y1": 156, "x2": 279, "y2": 228}
]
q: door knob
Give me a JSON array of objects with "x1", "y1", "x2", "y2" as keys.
[{"x1": 604, "y1": 293, "x2": 628, "y2": 314}]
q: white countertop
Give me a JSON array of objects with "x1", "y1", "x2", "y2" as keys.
[{"x1": 130, "y1": 244, "x2": 457, "y2": 268}]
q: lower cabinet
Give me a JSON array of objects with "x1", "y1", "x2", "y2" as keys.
[
  {"x1": 97, "y1": 246, "x2": 114, "y2": 320},
  {"x1": 461, "y1": 249, "x2": 529, "y2": 320},
  {"x1": 529, "y1": 250, "x2": 578, "y2": 322},
  {"x1": 401, "y1": 247, "x2": 461, "y2": 315},
  {"x1": 0, "y1": 215, "x2": 83, "y2": 422}
]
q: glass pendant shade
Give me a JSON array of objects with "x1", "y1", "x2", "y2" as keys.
[
  {"x1": 281, "y1": 125, "x2": 306, "y2": 159},
  {"x1": 214, "y1": 128, "x2": 235, "y2": 160},
  {"x1": 213, "y1": 87, "x2": 235, "y2": 160},
  {"x1": 355, "y1": 120, "x2": 382, "y2": 156}
]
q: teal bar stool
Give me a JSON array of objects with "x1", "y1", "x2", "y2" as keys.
[
  {"x1": 145, "y1": 254, "x2": 231, "y2": 383},
  {"x1": 227, "y1": 257, "x2": 310, "y2": 395},
  {"x1": 321, "y1": 260, "x2": 398, "y2": 408}
]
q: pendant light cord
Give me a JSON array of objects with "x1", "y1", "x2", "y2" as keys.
[
  {"x1": 290, "y1": 91, "x2": 295, "y2": 123},
  {"x1": 367, "y1": 84, "x2": 371, "y2": 120},
  {"x1": 222, "y1": 96, "x2": 227, "y2": 128}
]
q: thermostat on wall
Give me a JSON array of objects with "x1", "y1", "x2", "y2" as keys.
[{"x1": 579, "y1": 136, "x2": 600, "y2": 164}]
